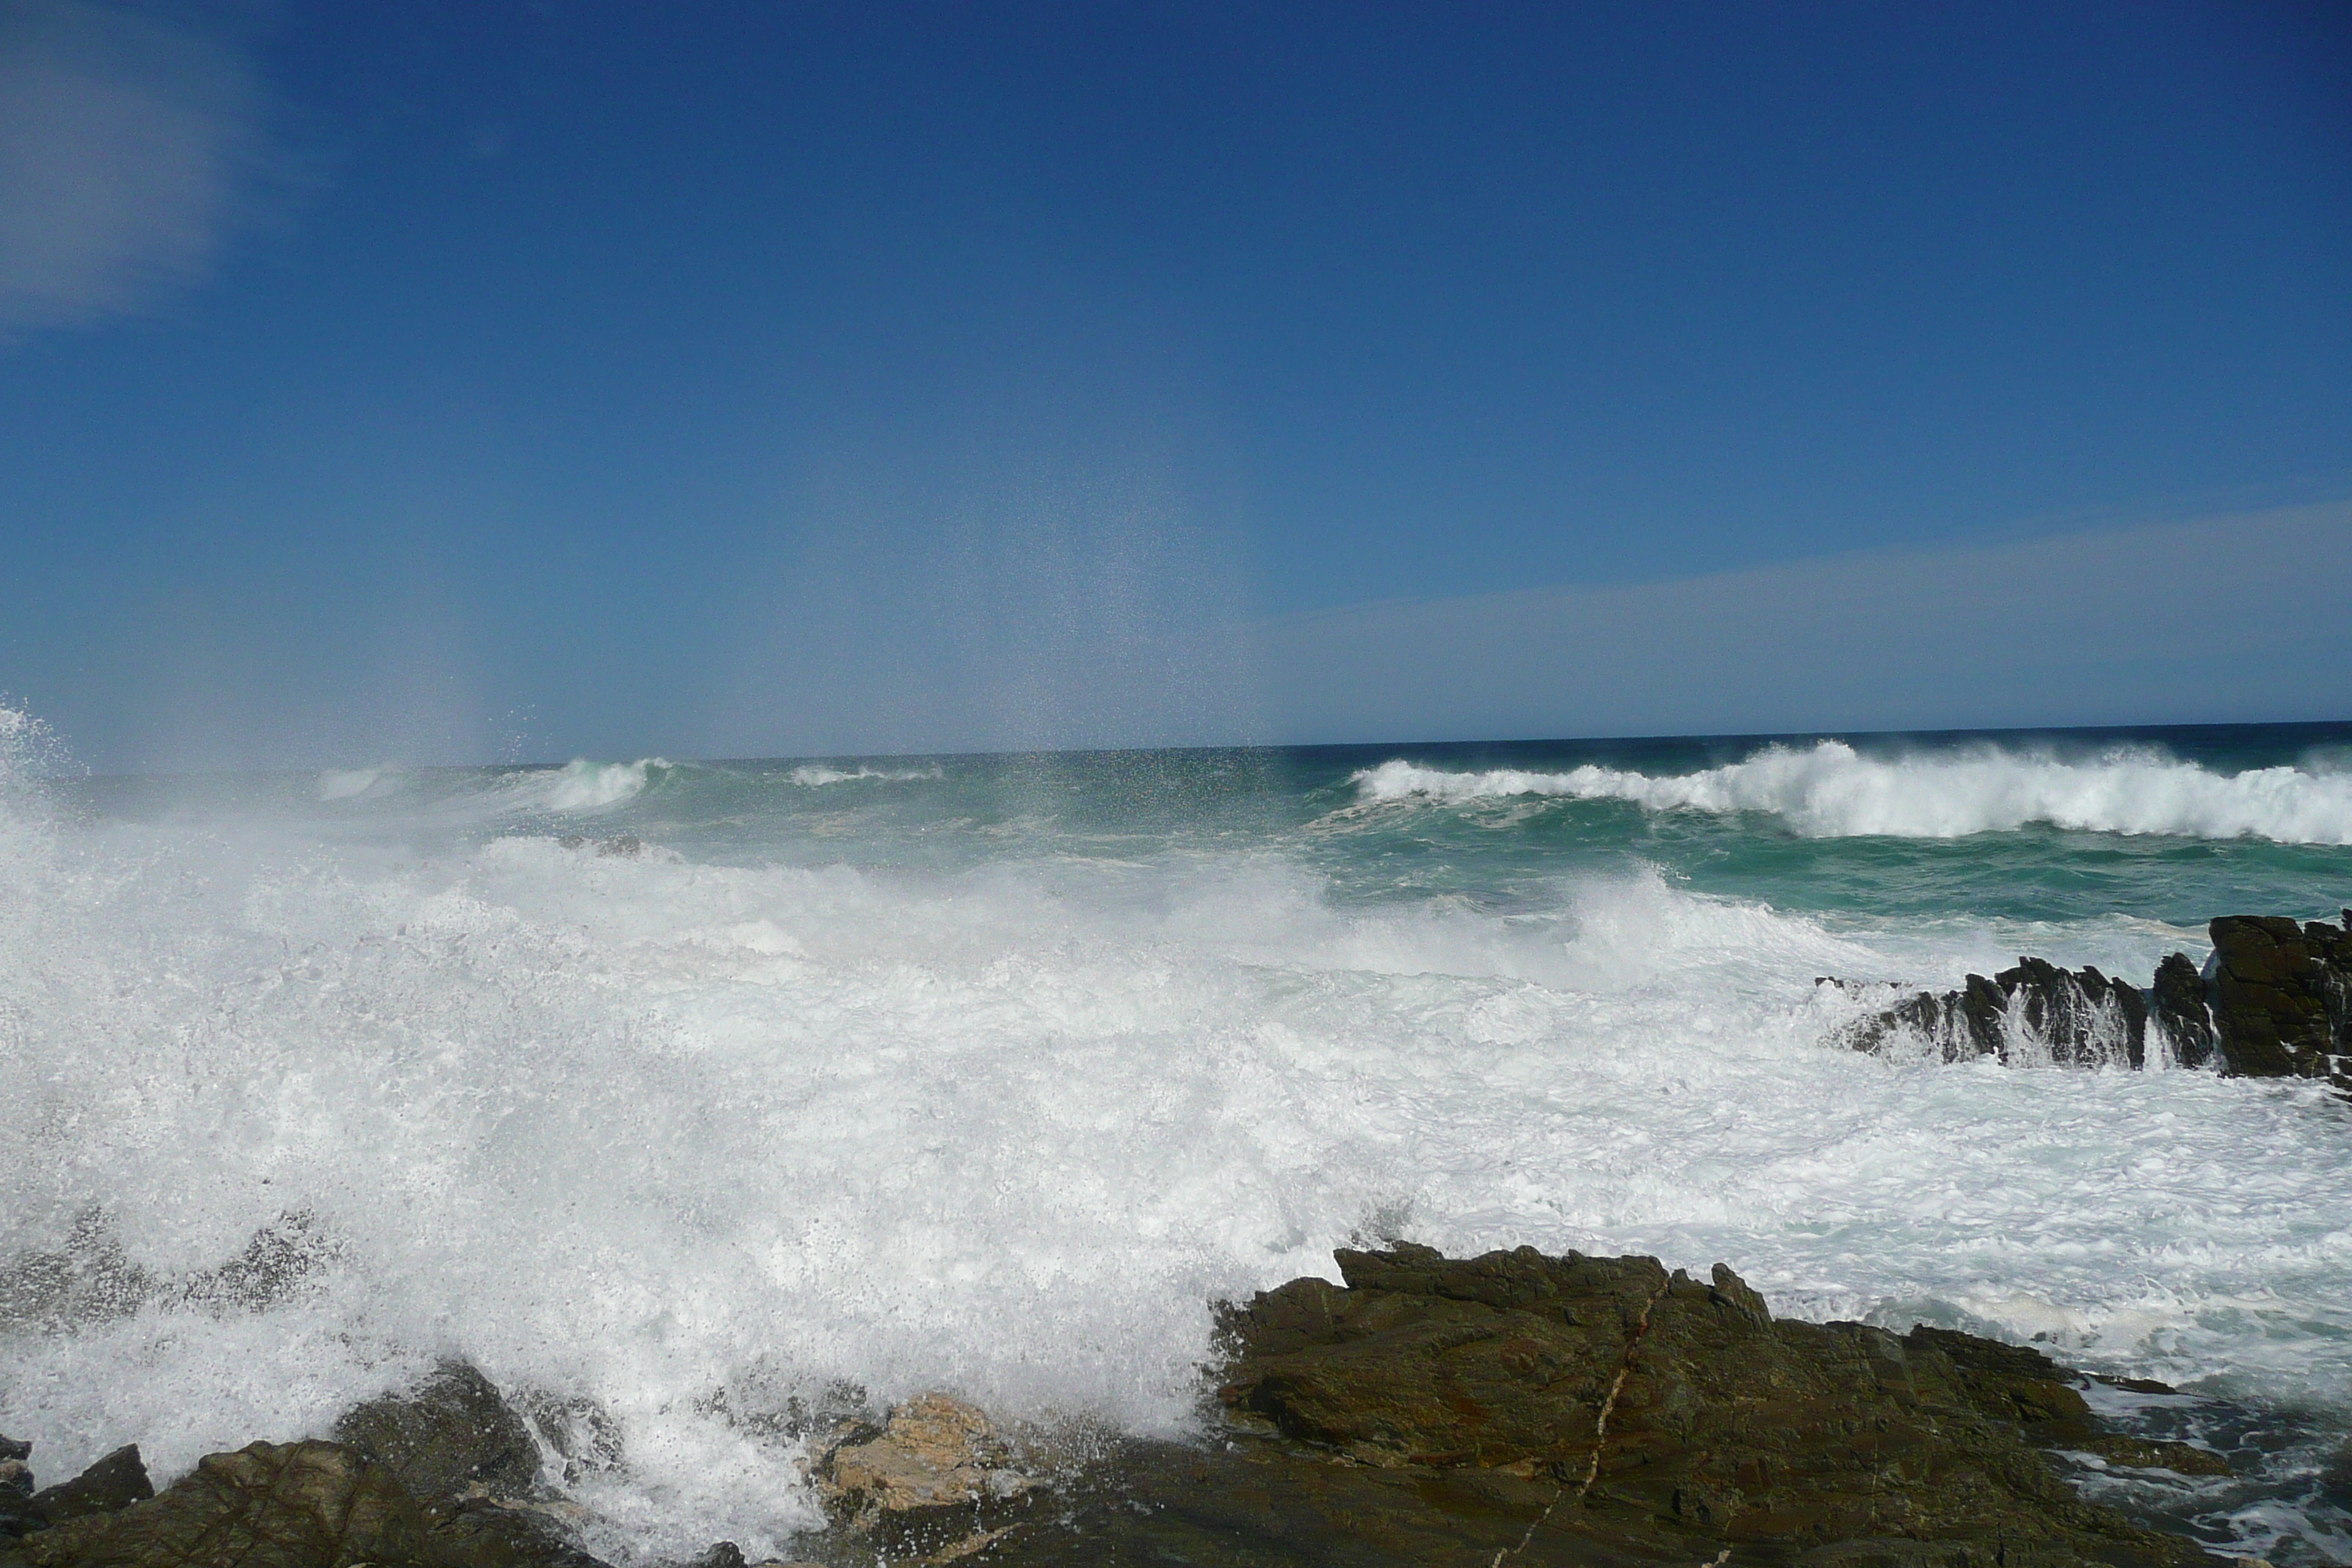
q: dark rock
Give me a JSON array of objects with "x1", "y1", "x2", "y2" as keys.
[
  {"x1": 27, "y1": 1448, "x2": 152, "y2": 1525},
  {"x1": 333, "y1": 1362, "x2": 540, "y2": 1504},
  {"x1": 3, "y1": 1439, "x2": 617, "y2": 1568},
  {"x1": 1, "y1": 1437, "x2": 33, "y2": 1542},
  {"x1": 1191, "y1": 1244, "x2": 2212, "y2": 1568},
  {"x1": 2152, "y1": 953, "x2": 2217, "y2": 1068},
  {"x1": 1839, "y1": 960, "x2": 2150, "y2": 1067},
  {"x1": 423, "y1": 1499, "x2": 610, "y2": 1568},
  {"x1": 328, "y1": 1364, "x2": 610, "y2": 1568},
  {"x1": 7, "y1": 1440, "x2": 442, "y2": 1568},
  {"x1": 2207, "y1": 914, "x2": 2352, "y2": 1091}
]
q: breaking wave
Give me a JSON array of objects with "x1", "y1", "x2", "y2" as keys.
[
  {"x1": 788, "y1": 764, "x2": 944, "y2": 786},
  {"x1": 1353, "y1": 742, "x2": 2352, "y2": 845},
  {"x1": 534, "y1": 758, "x2": 668, "y2": 813}
]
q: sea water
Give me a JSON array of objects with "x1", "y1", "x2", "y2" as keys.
[{"x1": 3, "y1": 712, "x2": 2351, "y2": 1561}]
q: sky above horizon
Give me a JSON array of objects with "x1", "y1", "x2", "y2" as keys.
[{"x1": 3, "y1": 1, "x2": 2349, "y2": 772}]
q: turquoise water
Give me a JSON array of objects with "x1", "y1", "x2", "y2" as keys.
[{"x1": 7, "y1": 717, "x2": 2352, "y2": 1561}]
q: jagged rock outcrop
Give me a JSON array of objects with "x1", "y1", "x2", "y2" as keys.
[
  {"x1": 333, "y1": 1364, "x2": 541, "y2": 1504},
  {"x1": 1, "y1": 1272, "x2": 2244, "y2": 1568},
  {"x1": 951, "y1": 1244, "x2": 2228, "y2": 1566},
  {"x1": 24, "y1": 1449, "x2": 152, "y2": 1529},
  {"x1": 2205, "y1": 913, "x2": 2352, "y2": 1092},
  {"x1": 0, "y1": 1368, "x2": 633, "y2": 1568},
  {"x1": 0, "y1": 1442, "x2": 154, "y2": 1544},
  {"x1": 1833, "y1": 908, "x2": 2351, "y2": 1089},
  {"x1": 1833, "y1": 959, "x2": 2152, "y2": 1066},
  {"x1": 2150, "y1": 952, "x2": 2217, "y2": 1069},
  {"x1": 3, "y1": 1441, "x2": 442, "y2": 1568}
]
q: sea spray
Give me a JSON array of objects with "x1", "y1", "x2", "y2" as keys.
[{"x1": 4, "y1": 720, "x2": 2352, "y2": 1560}]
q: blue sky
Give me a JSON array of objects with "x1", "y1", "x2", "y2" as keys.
[{"x1": 3, "y1": 1, "x2": 2348, "y2": 770}]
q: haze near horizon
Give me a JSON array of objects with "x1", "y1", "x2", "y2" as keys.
[{"x1": 2, "y1": 1, "x2": 2348, "y2": 772}]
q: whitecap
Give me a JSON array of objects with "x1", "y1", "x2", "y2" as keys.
[{"x1": 1353, "y1": 742, "x2": 2352, "y2": 844}]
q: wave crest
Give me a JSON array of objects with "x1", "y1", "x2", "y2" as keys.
[
  {"x1": 538, "y1": 758, "x2": 668, "y2": 812},
  {"x1": 1352, "y1": 742, "x2": 2352, "y2": 844},
  {"x1": 788, "y1": 764, "x2": 945, "y2": 786}
]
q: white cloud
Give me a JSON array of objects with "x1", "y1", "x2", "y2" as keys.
[{"x1": 0, "y1": 0, "x2": 272, "y2": 331}]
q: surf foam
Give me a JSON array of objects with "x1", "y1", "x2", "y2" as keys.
[
  {"x1": 4, "y1": 734, "x2": 2350, "y2": 1562},
  {"x1": 787, "y1": 764, "x2": 945, "y2": 786},
  {"x1": 1353, "y1": 741, "x2": 2352, "y2": 844}
]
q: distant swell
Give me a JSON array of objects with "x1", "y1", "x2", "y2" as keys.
[{"x1": 1352, "y1": 741, "x2": 2352, "y2": 844}]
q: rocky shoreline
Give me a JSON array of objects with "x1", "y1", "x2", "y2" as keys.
[
  {"x1": 0, "y1": 1244, "x2": 2258, "y2": 1568},
  {"x1": 1829, "y1": 911, "x2": 2352, "y2": 1093}
]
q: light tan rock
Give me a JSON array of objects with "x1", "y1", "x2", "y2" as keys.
[{"x1": 815, "y1": 1394, "x2": 1028, "y2": 1528}]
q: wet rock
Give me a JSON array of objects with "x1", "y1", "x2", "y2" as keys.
[
  {"x1": 813, "y1": 1393, "x2": 1029, "y2": 1523},
  {"x1": 1, "y1": 1436, "x2": 33, "y2": 1542},
  {"x1": 329, "y1": 1364, "x2": 608, "y2": 1568},
  {"x1": 1836, "y1": 960, "x2": 2149, "y2": 1066},
  {"x1": 806, "y1": 1394, "x2": 1033, "y2": 1561},
  {"x1": 26, "y1": 1448, "x2": 152, "y2": 1525},
  {"x1": 7, "y1": 1440, "x2": 441, "y2": 1568},
  {"x1": 2206, "y1": 914, "x2": 2352, "y2": 1091},
  {"x1": 1191, "y1": 1243, "x2": 2213, "y2": 1568},
  {"x1": 333, "y1": 1362, "x2": 540, "y2": 1504},
  {"x1": 2152, "y1": 952, "x2": 2217, "y2": 1068}
]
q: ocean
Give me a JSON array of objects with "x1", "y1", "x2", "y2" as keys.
[{"x1": 4, "y1": 712, "x2": 2351, "y2": 1562}]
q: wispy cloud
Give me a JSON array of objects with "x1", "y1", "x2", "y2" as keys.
[{"x1": 0, "y1": 0, "x2": 276, "y2": 332}]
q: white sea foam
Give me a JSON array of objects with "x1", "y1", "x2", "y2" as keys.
[
  {"x1": 1353, "y1": 742, "x2": 2352, "y2": 844},
  {"x1": 3, "y1": 736, "x2": 2350, "y2": 1561},
  {"x1": 787, "y1": 763, "x2": 945, "y2": 786},
  {"x1": 316, "y1": 766, "x2": 396, "y2": 801},
  {"x1": 536, "y1": 757, "x2": 666, "y2": 812}
]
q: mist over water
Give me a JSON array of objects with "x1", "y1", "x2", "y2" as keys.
[{"x1": 4, "y1": 716, "x2": 2352, "y2": 1562}]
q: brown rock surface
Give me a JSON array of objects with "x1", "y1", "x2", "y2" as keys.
[
  {"x1": 961, "y1": 1244, "x2": 2223, "y2": 1567},
  {"x1": 802, "y1": 1394, "x2": 1033, "y2": 1561},
  {"x1": 4, "y1": 1441, "x2": 441, "y2": 1568}
]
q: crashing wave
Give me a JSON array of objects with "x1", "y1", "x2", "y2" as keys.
[
  {"x1": 1352, "y1": 741, "x2": 2352, "y2": 845},
  {"x1": 537, "y1": 758, "x2": 668, "y2": 812}
]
